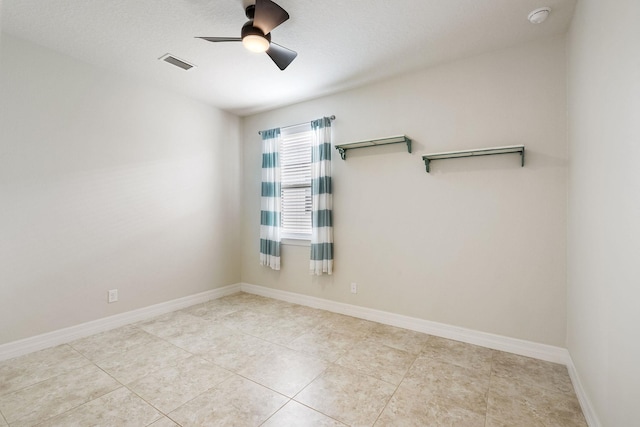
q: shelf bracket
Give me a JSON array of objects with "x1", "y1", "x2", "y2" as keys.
[{"x1": 337, "y1": 147, "x2": 347, "y2": 160}]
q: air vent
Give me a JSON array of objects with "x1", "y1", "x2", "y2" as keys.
[{"x1": 159, "y1": 54, "x2": 195, "y2": 71}]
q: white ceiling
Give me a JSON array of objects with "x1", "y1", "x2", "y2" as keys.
[{"x1": 1, "y1": 0, "x2": 575, "y2": 116}]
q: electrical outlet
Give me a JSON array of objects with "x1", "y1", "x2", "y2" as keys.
[
  {"x1": 108, "y1": 289, "x2": 118, "y2": 303},
  {"x1": 350, "y1": 282, "x2": 357, "y2": 294}
]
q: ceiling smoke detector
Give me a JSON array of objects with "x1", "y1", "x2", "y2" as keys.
[{"x1": 528, "y1": 7, "x2": 551, "y2": 24}]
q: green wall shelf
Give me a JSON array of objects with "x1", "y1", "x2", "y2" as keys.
[
  {"x1": 335, "y1": 135, "x2": 412, "y2": 160},
  {"x1": 421, "y1": 145, "x2": 525, "y2": 173}
]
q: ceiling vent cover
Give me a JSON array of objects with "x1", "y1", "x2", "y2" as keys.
[{"x1": 159, "y1": 54, "x2": 195, "y2": 70}]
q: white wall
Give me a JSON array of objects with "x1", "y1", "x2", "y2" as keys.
[
  {"x1": 241, "y1": 36, "x2": 568, "y2": 347},
  {"x1": 567, "y1": 0, "x2": 640, "y2": 425},
  {"x1": 0, "y1": 34, "x2": 242, "y2": 344}
]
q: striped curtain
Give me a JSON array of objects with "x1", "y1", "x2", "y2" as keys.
[
  {"x1": 260, "y1": 128, "x2": 281, "y2": 270},
  {"x1": 310, "y1": 117, "x2": 334, "y2": 275}
]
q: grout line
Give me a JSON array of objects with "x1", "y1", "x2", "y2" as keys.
[
  {"x1": 288, "y1": 400, "x2": 349, "y2": 426},
  {"x1": 484, "y1": 348, "x2": 498, "y2": 427},
  {"x1": 371, "y1": 347, "x2": 423, "y2": 426},
  {"x1": 256, "y1": 398, "x2": 292, "y2": 426},
  {"x1": 0, "y1": 344, "x2": 93, "y2": 398},
  {"x1": 75, "y1": 328, "x2": 188, "y2": 426},
  {"x1": 289, "y1": 364, "x2": 330, "y2": 401},
  {"x1": 31, "y1": 369, "x2": 123, "y2": 426}
]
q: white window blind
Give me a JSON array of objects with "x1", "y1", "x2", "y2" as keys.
[{"x1": 280, "y1": 124, "x2": 312, "y2": 238}]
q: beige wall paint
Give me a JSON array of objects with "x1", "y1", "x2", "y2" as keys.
[
  {"x1": 241, "y1": 36, "x2": 568, "y2": 346},
  {"x1": 0, "y1": 35, "x2": 242, "y2": 344},
  {"x1": 567, "y1": 0, "x2": 640, "y2": 425}
]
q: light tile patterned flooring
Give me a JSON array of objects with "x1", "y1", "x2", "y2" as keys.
[{"x1": 0, "y1": 292, "x2": 587, "y2": 426}]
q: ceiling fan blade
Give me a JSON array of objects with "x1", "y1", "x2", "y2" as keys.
[
  {"x1": 253, "y1": 0, "x2": 289, "y2": 34},
  {"x1": 196, "y1": 37, "x2": 242, "y2": 43},
  {"x1": 266, "y1": 42, "x2": 297, "y2": 70}
]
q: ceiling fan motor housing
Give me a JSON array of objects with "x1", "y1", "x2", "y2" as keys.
[
  {"x1": 241, "y1": 22, "x2": 271, "y2": 42},
  {"x1": 245, "y1": 4, "x2": 255, "y2": 19}
]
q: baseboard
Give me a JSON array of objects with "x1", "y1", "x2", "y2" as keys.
[
  {"x1": 0, "y1": 281, "x2": 599, "y2": 427},
  {"x1": 239, "y1": 283, "x2": 570, "y2": 364},
  {"x1": 240, "y1": 283, "x2": 602, "y2": 427},
  {"x1": 0, "y1": 283, "x2": 241, "y2": 362},
  {"x1": 240, "y1": 282, "x2": 606, "y2": 425},
  {"x1": 0, "y1": 282, "x2": 568, "y2": 365},
  {"x1": 566, "y1": 358, "x2": 602, "y2": 427}
]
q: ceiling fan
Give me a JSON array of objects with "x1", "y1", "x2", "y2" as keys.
[{"x1": 197, "y1": 0, "x2": 297, "y2": 70}]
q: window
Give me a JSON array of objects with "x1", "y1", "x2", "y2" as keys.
[{"x1": 280, "y1": 123, "x2": 313, "y2": 240}]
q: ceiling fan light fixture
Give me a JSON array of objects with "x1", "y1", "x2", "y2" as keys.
[
  {"x1": 243, "y1": 34, "x2": 270, "y2": 52},
  {"x1": 241, "y1": 23, "x2": 271, "y2": 53}
]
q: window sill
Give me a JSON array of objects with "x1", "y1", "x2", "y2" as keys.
[{"x1": 281, "y1": 237, "x2": 311, "y2": 247}]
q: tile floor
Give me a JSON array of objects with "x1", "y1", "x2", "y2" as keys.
[{"x1": 0, "y1": 292, "x2": 587, "y2": 426}]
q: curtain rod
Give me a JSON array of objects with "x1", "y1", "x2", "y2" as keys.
[{"x1": 258, "y1": 115, "x2": 335, "y2": 135}]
